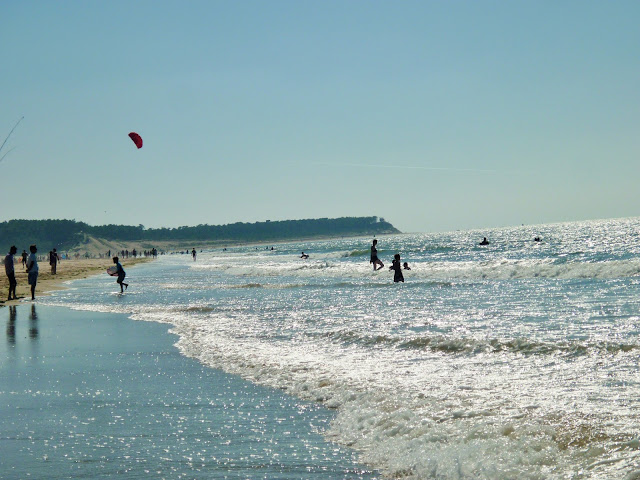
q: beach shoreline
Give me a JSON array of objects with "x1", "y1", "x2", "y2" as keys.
[{"x1": 0, "y1": 257, "x2": 151, "y2": 306}]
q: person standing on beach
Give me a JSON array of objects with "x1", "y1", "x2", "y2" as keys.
[
  {"x1": 5, "y1": 245, "x2": 17, "y2": 301},
  {"x1": 49, "y1": 250, "x2": 58, "y2": 274},
  {"x1": 370, "y1": 239, "x2": 384, "y2": 271},
  {"x1": 21, "y1": 250, "x2": 27, "y2": 269},
  {"x1": 113, "y1": 256, "x2": 128, "y2": 293},
  {"x1": 52, "y1": 248, "x2": 60, "y2": 274},
  {"x1": 25, "y1": 244, "x2": 38, "y2": 301},
  {"x1": 389, "y1": 253, "x2": 405, "y2": 283}
]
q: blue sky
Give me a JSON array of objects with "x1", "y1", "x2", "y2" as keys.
[{"x1": 1, "y1": 1, "x2": 638, "y2": 233}]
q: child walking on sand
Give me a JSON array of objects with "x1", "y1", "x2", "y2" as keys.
[{"x1": 113, "y1": 257, "x2": 128, "y2": 292}]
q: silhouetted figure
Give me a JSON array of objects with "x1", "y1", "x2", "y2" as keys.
[
  {"x1": 26, "y1": 245, "x2": 38, "y2": 300},
  {"x1": 300, "y1": 252, "x2": 309, "y2": 259},
  {"x1": 49, "y1": 249, "x2": 59, "y2": 274},
  {"x1": 113, "y1": 256, "x2": 128, "y2": 293},
  {"x1": 403, "y1": 262, "x2": 411, "y2": 270},
  {"x1": 479, "y1": 237, "x2": 490, "y2": 245},
  {"x1": 192, "y1": 248, "x2": 196, "y2": 261},
  {"x1": 370, "y1": 239, "x2": 384, "y2": 271},
  {"x1": 21, "y1": 250, "x2": 27, "y2": 268},
  {"x1": 5, "y1": 245, "x2": 17, "y2": 301},
  {"x1": 389, "y1": 253, "x2": 404, "y2": 283},
  {"x1": 534, "y1": 237, "x2": 541, "y2": 242}
]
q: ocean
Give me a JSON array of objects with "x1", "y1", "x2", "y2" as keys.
[{"x1": 39, "y1": 217, "x2": 640, "y2": 479}]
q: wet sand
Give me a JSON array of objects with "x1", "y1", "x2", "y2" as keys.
[
  {"x1": 0, "y1": 305, "x2": 378, "y2": 479},
  {"x1": 0, "y1": 257, "x2": 151, "y2": 305}
]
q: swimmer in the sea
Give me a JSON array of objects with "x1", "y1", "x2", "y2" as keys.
[
  {"x1": 389, "y1": 253, "x2": 404, "y2": 283},
  {"x1": 370, "y1": 239, "x2": 384, "y2": 271}
]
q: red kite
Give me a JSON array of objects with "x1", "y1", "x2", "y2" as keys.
[{"x1": 128, "y1": 132, "x2": 143, "y2": 149}]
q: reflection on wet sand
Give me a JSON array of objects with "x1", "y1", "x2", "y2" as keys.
[
  {"x1": 6, "y1": 305, "x2": 16, "y2": 344},
  {"x1": 29, "y1": 304, "x2": 38, "y2": 339},
  {"x1": 5, "y1": 304, "x2": 39, "y2": 342}
]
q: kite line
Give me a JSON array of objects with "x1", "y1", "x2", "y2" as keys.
[{"x1": 0, "y1": 116, "x2": 24, "y2": 164}]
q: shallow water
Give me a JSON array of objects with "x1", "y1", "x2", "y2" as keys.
[
  {"x1": 40, "y1": 217, "x2": 640, "y2": 479},
  {"x1": 0, "y1": 305, "x2": 378, "y2": 479}
]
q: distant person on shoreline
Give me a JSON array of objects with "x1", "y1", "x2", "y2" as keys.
[
  {"x1": 403, "y1": 262, "x2": 411, "y2": 270},
  {"x1": 26, "y1": 245, "x2": 38, "y2": 301},
  {"x1": 300, "y1": 252, "x2": 309, "y2": 259},
  {"x1": 113, "y1": 256, "x2": 128, "y2": 293},
  {"x1": 5, "y1": 245, "x2": 17, "y2": 301},
  {"x1": 479, "y1": 237, "x2": 490, "y2": 245},
  {"x1": 21, "y1": 250, "x2": 27, "y2": 269},
  {"x1": 192, "y1": 248, "x2": 196, "y2": 261},
  {"x1": 370, "y1": 239, "x2": 384, "y2": 271},
  {"x1": 49, "y1": 249, "x2": 59, "y2": 275},
  {"x1": 389, "y1": 253, "x2": 404, "y2": 283}
]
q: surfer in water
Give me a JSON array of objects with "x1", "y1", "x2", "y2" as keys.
[
  {"x1": 370, "y1": 239, "x2": 384, "y2": 271},
  {"x1": 192, "y1": 248, "x2": 196, "y2": 261},
  {"x1": 300, "y1": 252, "x2": 309, "y2": 259},
  {"x1": 479, "y1": 237, "x2": 490, "y2": 245},
  {"x1": 403, "y1": 262, "x2": 411, "y2": 270},
  {"x1": 113, "y1": 256, "x2": 128, "y2": 293},
  {"x1": 389, "y1": 253, "x2": 404, "y2": 283}
]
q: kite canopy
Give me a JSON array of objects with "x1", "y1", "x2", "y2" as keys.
[{"x1": 128, "y1": 132, "x2": 143, "y2": 149}]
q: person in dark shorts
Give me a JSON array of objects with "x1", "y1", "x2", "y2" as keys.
[
  {"x1": 370, "y1": 239, "x2": 384, "y2": 271},
  {"x1": 26, "y1": 244, "x2": 39, "y2": 300},
  {"x1": 113, "y1": 256, "x2": 128, "y2": 293},
  {"x1": 5, "y1": 245, "x2": 17, "y2": 301},
  {"x1": 389, "y1": 253, "x2": 405, "y2": 283}
]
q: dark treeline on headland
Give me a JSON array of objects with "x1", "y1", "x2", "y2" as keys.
[{"x1": 0, "y1": 216, "x2": 400, "y2": 252}]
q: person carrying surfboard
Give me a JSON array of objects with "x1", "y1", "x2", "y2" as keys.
[{"x1": 112, "y1": 256, "x2": 128, "y2": 293}]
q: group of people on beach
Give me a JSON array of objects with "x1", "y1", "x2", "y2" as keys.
[
  {"x1": 3, "y1": 242, "x2": 133, "y2": 300},
  {"x1": 4, "y1": 245, "x2": 40, "y2": 301}
]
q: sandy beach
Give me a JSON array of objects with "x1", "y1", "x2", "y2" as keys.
[{"x1": 0, "y1": 257, "x2": 151, "y2": 305}]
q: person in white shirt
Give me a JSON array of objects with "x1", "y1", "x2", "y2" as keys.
[{"x1": 26, "y1": 244, "x2": 39, "y2": 300}]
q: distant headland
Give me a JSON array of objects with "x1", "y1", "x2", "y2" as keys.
[{"x1": 0, "y1": 216, "x2": 400, "y2": 256}]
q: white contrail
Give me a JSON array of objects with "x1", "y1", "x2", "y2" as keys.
[{"x1": 310, "y1": 161, "x2": 529, "y2": 174}]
